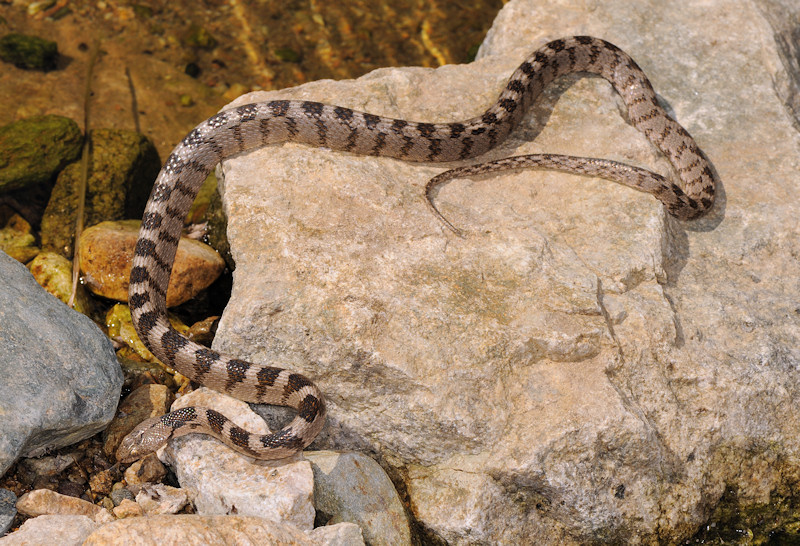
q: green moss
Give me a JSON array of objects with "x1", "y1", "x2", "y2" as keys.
[
  {"x1": 0, "y1": 32, "x2": 58, "y2": 70},
  {"x1": 184, "y1": 24, "x2": 217, "y2": 50},
  {"x1": 0, "y1": 115, "x2": 82, "y2": 192},
  {"x1": 274, "y1": 47, "x2": 301, "y2": 63}
]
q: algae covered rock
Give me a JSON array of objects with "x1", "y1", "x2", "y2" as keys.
[
  {"x1": 0, "y1": 115, "x2": 82, "y2": 193},
  {"x1": 0, "y1": 213, "x2": 39, "y2": 263},
  {"x1": 28, "y1": 251, "x2": 93, "y2": 316},
  {"x1": 41, "y1": 129, "x2": 160, "y2": 256},
  {"x1": 0, "y1": 33, "x2": 59, "y2": 70}
]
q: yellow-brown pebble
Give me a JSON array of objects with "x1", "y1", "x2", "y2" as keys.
[
  {"x1": 78, "y1": 219, "x2": 224, "y2": 307},
  {"x1": 111, "y1": 499, "x2": 143, "y2": 519}
]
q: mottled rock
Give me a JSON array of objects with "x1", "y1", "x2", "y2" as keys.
[
  {"x1": 110, "y1": 487, "x2": 135, "y2": 507},
  {"x1": 104, "y1": 384, "x2": 173, "y2": 460},
  {"x1": 0, "y1": 251, "x2": 122, "y2": 477},
  {"x1": 112, "y1": 499, "x2": 143, "y2": 519},
  {"x1": 0, "y1": 515, "x2": 98, "y2": 545},
  {"x1": 210, "y1": 0, "x2": 800, "y2": 543},
  {"x1": 88, "y1": 468, "x2": 115, "y2": 496},
  {"x1": 0, "y1": 213, "x2": 38, "y2": 263},
  {"x1": 81, "y1": 514, "x2": 330, "y2": 545},
  {"x1": 16, "y1": 489, "x2": 112, "y2": 523},
  {"x1": 135, "y1": 483, "x2": 189, "y2": 515},
  {"x1": 78, "y1": 220, "x2": 225, "y2": 307},
  {"x1": 160, "y1": 388, "x2": 315, "y2": 530},
  {"x1": 0, "y1": 33, "x2": 58, "y2": 71},
  {"x1": 123, "y1": 454, "x2": 167, "y2": 486},
  {"x1": 0, "y1": 488, "x2": 16, "y2": 537},
  {"x1": 306, "y1": 451, "x2": 411, "y2": 545},
  {"x1": 27, "y1": 251, "x2": 92, "y2": 315},
  {"x1": 41, "y1": 129, "x2": 160, "y2": 257},
  {"x1": 0, "y1": 115, "x2": 81, "y2": 192}
]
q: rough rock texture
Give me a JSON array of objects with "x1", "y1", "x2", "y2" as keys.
[
  {"x1": 0, "y1": 251, "x2": 122, "y2": 477},
  {"x1": 79, "y1": 220, "x2": 225, "y2": 307},
  {"x1": 0, "y1": 515, "x2": 98, "y2": 546},
  {"x1": 79, "y1": 515, "x2": 362, "y2": 546},
  {"x1": 16, "y1": 489, "x2": 113, "y2": 523},
  {"x1": 208, "y1": 0, "x2": 800, "y2": 543}
]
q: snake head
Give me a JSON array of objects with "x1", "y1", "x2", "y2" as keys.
[{"x1": 116, "y1": 415, "x2": 175, "y2": 463}]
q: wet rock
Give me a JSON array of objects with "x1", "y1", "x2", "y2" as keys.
[
  {"x1": 211, "y1": 0, "x2": 800, "y2": 542},
  {"x1": 104, "y1": 384, "x2": 173, "y2": 460},
  {"x1": 135, "y1": 483, "x2": 189, "y2": 515},
  {"x1": 78, "y1": 220, "x2": 224, "y2": 307},
  {"x1": 159, "y1": 388, "x2": 315, "y2": 530},
  {"x1": 41, "y1": 129, "x2": 160, "y2": 257},
  {"x1": 0, "y1": 251, "x2": 122, "y2": 477},
  {"x1": 0, "y1": 213, "x2": 38, "y2": 263},
  {"x1": 0, "y1": 33, "x2": 58, "y2": 70},
  {"x1": 27, "y1": 251, "x2": 93, "y2": 315},
  {"x1": 0, "y1": 488, "x2": 16, "y2": 537},
  {"x1": 16, "y1": 489, "x2": 112, "y2": 523},
  {"x1": 106, "y1": 304, "x2": 191, "y2": 363},
  {"x1": 0, "y1": 514, "x2": 98, "y2": 545},
  {"x1": 305, "y1": 451, "x2": 411, "y2": 545},
  {"x1": 123, "y1": 454, "x2": 167, "y2": 486},
  {"x1": 185, "y1": 315, "x2": 220, "y2": 347},
  {"x1": 0, "y1": 115, "x2": 81, "y2": 192}
]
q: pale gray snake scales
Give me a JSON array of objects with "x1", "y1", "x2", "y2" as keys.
[{"x1": 116, "y1": 36, "x2": 715, "y2": 463}]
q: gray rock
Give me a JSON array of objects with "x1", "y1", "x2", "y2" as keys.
[
  {"x1": 0, "y1": 488, "x2": 16, "y2": 537},
  {"x1": 109, "y1": 488, "x2": 134, "y2": 507},
  {"x1": 306, "y1": 451, "x2": 411, "y2": 546},
  {"x1": 210, "y1": 0, "x2": 800, "y2": 543},
  {"x1": 0, "y1": 251, "x2": 122, "y2": 477}
]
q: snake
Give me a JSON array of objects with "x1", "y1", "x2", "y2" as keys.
[{"x1": 116, "y1": 36, "x2": 715, "y2": 463}]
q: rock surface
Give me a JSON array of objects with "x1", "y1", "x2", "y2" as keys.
[
  {"x1": 40, "y1": 129, "x2": 160, "y2": 257},
  {"x1": 79, "y1": 515, "x2": 362, "y2": 546},
  {"x1": 78, "y1": 220, "x2": 225, "y2": 307},
  {"x1": 306, "y1": 451, "x2": 412, "y2": 545},
  {"x1": 0, "y1": 515, "x2": 98, "y2": 546},
  {"x1": 210, "y1": 0, "x2": 800, "y2": 543},
  {"x1": 0, "y1": 115, "x2": 81, "y2": 192},
  {"x1": 16, "y1": 489, "x2": 113, "y2": 523},
  {"x1": 0, "y1": 213, "x2": 38, "y2": 263},
  {"x1": 0, "y1": 251, "x2": 122, "y2": 477},
  {"x1": 27, "y1": 251, "x2": 93, "y2": 315},
  {"x1": 0, "y1": 489, "x2": 15, "y2": 537}
]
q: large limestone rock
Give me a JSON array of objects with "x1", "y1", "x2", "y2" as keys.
[{"x1": 209, "y1": 0, "x2": 799, "y2": 542}]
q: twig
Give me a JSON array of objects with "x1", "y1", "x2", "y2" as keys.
[{"x1": 68, "y1": 39, "x2": 100, "y2": 309}]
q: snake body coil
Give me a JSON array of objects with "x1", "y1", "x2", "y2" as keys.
[{"x1": 117, "y1": 37, "x2": 715, "y2": 463}]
